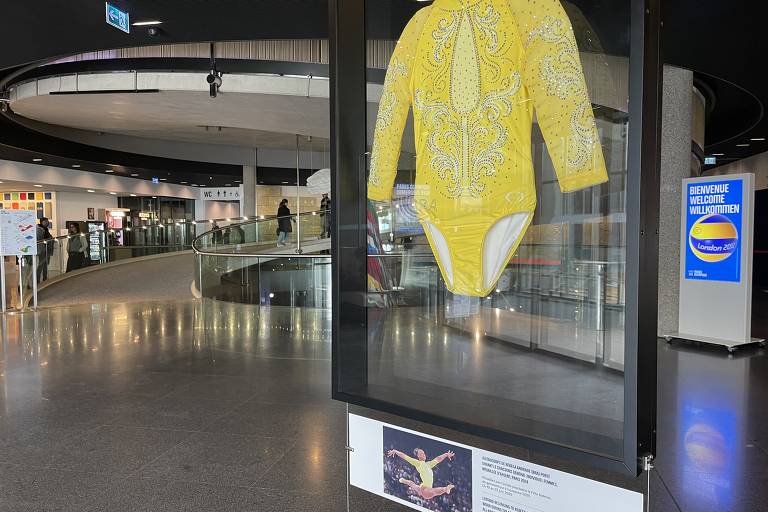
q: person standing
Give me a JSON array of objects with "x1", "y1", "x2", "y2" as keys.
[
  {"x1": 65, "y1": 223, "x2": 87, "y2": 272},
  {"x1": 320, "y1": 193, "x2": 331, "y2": 238},
  {"x1": 277, "y1": 199, "x2": 292, "y2": 247},
  {"x1": 37, "y1": 217, "x2": 53, "y2": 282}
]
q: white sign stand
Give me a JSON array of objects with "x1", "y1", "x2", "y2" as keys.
[
  {"x1": 666, "y1": 173, "x2": 764, "y2": 352},
  {"x1": 0, "y1": 210, "x2": 39, "y2": 312}
]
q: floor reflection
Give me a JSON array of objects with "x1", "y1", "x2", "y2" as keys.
[{"x1": 0, "y1": 299, "x2": 764, "y2": 511}]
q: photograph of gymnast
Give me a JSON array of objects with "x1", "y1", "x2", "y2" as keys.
[{"x1": 383, "y1": 426, "x2": 472, "y2": 511}]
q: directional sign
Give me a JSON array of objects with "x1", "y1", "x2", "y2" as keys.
[
  {"x1": 105, "y1": 3, "x2": 130, "y2": 34},
  {"x1": 200, "y1": 188, "x2": 241, "y2": 201}
]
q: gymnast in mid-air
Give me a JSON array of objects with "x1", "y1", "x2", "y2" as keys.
[{"x1": 387, "y1": 447, "x2": 456, "y2": 500}]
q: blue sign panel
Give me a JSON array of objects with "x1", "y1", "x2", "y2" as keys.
[
  {"x1": 105, "y1": 3, "x2": 130, "y2": 34},
  {"x1": 152, "y1": 177, "x2": 159, "y2": 184},
  {"x1": 685, "y1": 178, "x2": 743, "y2": 282}
]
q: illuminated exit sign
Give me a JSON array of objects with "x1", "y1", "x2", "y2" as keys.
[{"x1": 105, "y1": 3, "x2": 130, "y2": 33}]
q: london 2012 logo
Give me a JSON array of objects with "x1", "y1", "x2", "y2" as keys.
[{"x1": 688, "y1": 213, "x2": 738, "y2": 263}]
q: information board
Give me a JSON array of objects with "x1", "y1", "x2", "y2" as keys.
[
  {"x1": 349, "y1": 414, "x2": 644, "y2": 512},
  {"x1": 684, "y1": 179, "x2": 743, "y2": 282},
  {"x1": 0, "y1": 209, "x2": 38, "y2": 256},
  {"x1": 677, "y1": 173, "x2": 755, "y2": 346}
]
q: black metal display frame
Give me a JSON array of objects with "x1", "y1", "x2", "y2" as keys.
[{"x1": 330, "y1": 0, "x2": 662, "y2": 477}]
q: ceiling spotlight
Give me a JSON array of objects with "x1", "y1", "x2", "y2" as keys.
[
  {"x1": 152, "y1": 196, "x2": 157, "y2": 199},
  {"x1": 106, "y1": 169, "x2": 114, "y2": 173},
  {"x1": 72, "y1": 164, "x2": 81, "y2": 168},
  {"x1": 109, "y1": 192, "x2": 117, "y2": 195},
  {"x1": 159, "y1": 178, "x2": 167, "y2": 181},
  {"x1": 130, "y1": 194, "x2": 137, "y2": 197},
  {"x1": 180, "y1": 181, "x2": 188, "y2": 184},
  {"x1": 32, "y1": 158, "x2": 43, "y2": 162},
  {"x1": 87, "y1": 189, "x2": 95, "y2": 193},
  {"x1": 33, "y1": 184, "x2": 42, "y2": 188},
  {"x1": 131, "y1": 173, "x2": 139, "y2": 177}
]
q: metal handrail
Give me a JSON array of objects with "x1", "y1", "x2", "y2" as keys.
[{"x1": 193, "y1": 251, "x2": 329, "y2": 259}]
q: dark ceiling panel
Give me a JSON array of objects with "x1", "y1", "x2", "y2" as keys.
[
  {"x1": 663, "y1": 0, "x2": 768, "y2": 166},
  {"x1": 0, "y1": 0, "x2": 329, "y2": 71}
]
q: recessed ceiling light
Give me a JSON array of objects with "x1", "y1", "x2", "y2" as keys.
[
  {"x1": 33, "y1": 184, "x2": 42, "y2": 188},
  {"x1": 87, "y1": 189, "x2": 95, "y2": 193},
  {"x1": 109, "y1": 192, "x2": 117, "y2": 195},
  {"x1": 235, "y1": 180, "x2": 241, "y2": 183},
  {"x1": 130, "y1": 173, "x2": 139, "y2": 177},
  {"x1": 191, "y1": 184, "x2": 198, "y2": 187},
  {"x1": 72, "y1": 164, "x2": 81, "y2": 168},
  {"x1": 209, "y1": 177, "x2": 213, "y2": 180},
  {"x1": 152, "y1": 196, "x2": 157, "y2": 199},
  {"x1": 32, "y1": 158, "x2": 43, "y2": 162},
  {"x1": 130, "y1": 194, "x2": 137, "y2": 197},
  {"x1": 180, "y1": 181, "x2": 188, "y2": 184},
  {"x1": 736, "y1": 143, "x2": 750, "y2": 147},
  {"x1": 225, "y1": 184, "x2": 232, "y2": 186},
  {"x1": 132, "y1": 20, "x2": 163, "y2": 26},
  {"x1": 159, "y1": 178, "x2": 167, "y2": 181},
  {"x1": 750, "y1": 138, "x2": 766, "y2": 141},
  {"x1": 106, "y1": 169, "x2": 114, "y2": 173},
  {"x1": 712, "y1": 153, "x2": 725, "y2": 156}
]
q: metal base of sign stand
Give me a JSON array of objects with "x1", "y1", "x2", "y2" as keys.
[{"x1": 664, "y1": 332, "x2": 766, "y2": 353}]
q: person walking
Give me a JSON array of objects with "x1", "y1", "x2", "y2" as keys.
[
  {"x1": 65, "y1": 223, "x2": 87, "y2": 272},
  {"x1": 37, "y1": 217, "x2": 53, "y2": 282},
  {"x1": 277, "y1": 199, "x2": 292, "y2": 247}
]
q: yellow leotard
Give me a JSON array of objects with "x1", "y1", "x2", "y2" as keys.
[
  {"x1": 368, "y1": 0, "x2": 608, "y2": 296},
  {"x1": 403, "y1": 455, "x2": 440, "y2": 488}
]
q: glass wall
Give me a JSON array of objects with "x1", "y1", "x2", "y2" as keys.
[{"x1": 334, "y1": 0, "x2": 659, "y2": 474}]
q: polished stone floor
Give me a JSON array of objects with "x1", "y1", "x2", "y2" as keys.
[{"x1": 0, "y1": 299, "x2": 765, "y2": 511}]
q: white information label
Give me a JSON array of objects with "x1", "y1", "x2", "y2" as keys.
[
  {"x1": 0, "y1": 209, "x2": 38, "y2": 256},
  {"x1": 349, "y1": 414, "x2": 643, "y2": 512}
]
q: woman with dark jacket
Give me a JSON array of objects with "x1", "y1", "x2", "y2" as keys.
[
  {"x1": 277, "y1": 199, "x2": 292, "y2": 247},
  {"x1": 65, "y1": 223, "x2": 87, "y2": 272}
]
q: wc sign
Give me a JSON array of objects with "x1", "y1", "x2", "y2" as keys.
[{"x1": 200, "y1": 187, "x2": 241, "y2": 201}]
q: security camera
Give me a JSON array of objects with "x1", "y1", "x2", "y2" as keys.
[
  {"x1": 147, "y1": 26, "x2": 160, "y2": 37},
  {"x1": 206, "y1": 72, "x2": 222, "y2": 98}
]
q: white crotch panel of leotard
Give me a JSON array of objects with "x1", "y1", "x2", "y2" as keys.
[
  {"x1": 424, "y1": 221, "x2": 454, "y2": 287},
  {"x1": 482, "y1": 212, "x2": 532, "y2": 290}
]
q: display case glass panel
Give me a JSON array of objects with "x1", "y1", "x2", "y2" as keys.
[{"x1": 333, "y1": 0, "x2": 658, "y2": 475}]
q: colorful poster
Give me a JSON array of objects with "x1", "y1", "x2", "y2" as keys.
[
  {"x1": 0, "y1": 209, "x2": 38, "y2": 256},
  {"x1": 349, "y1": 414, "x2": 643, "y2": 512},
  {"x1": 684, "y1": 178, "x2": 742, "y2": 282}
]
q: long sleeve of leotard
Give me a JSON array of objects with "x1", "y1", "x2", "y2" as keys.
[
  {"x1": 367, "y1": 7, "x2": 432, "y2": 202},
  {"x1": 509, "y1": 0, "x2": 608, "y2": 193}
]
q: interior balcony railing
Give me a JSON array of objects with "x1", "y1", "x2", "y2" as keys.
[
  {"x1": 192, "y1": 210, "x2": 331, "y2": 307},
  {"x1": 27, "y1": 216, "x2": 269, "y2": 284}
]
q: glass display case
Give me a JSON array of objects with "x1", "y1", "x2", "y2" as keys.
[{"x1": 331, "y1": 0, "x2": 661, "y2": 476}]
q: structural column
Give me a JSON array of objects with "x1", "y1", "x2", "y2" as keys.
[
  {"x1": 657, "y1": 66, "x2": 696, "y2": 336},
  {"x1": 241, "y1": 164, "x2": 257, "y2": 217}
]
